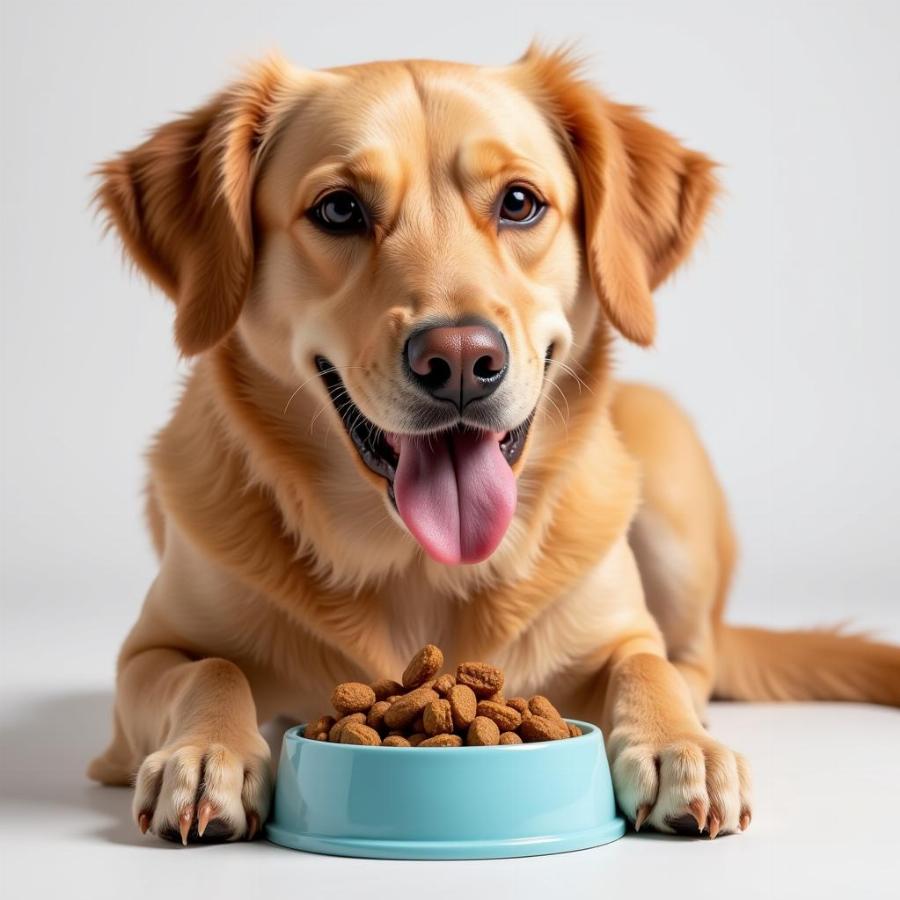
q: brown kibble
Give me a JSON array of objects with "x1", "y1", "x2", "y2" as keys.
[
  {"x1": 456, "y1": 662, "x2": 504, "y2": 697},
  {"x1": 312, "y1": 646, "x2": 576, "y2": 752},
  {"x1": 519, "y1": 715, "x2": 569, "y2": 743},
  {"x1": 447, "y1": 684, "x2": 478, "y2": 729},
  {"x1": 340, "y1": 723, "x2": 382, "y2": 746},
  {"x1": 370, "y1": 678, "x2": 404, "y2": 701},
  {"x1": 402, "y1": 644, "x2": 444, "y2": 689},
  {"x1": 332, "y1": 682, "x2": 376, "y2": 715},
  {"x1": 305, "y1": 715, "x2": 336, "y2": 740},
  {"x1": 476, "y1": 700, "x2": 522, "y2": 732},
  {"x1": 366, "y1": 700, "x2": 391, "y2": 732},
  {"x1": 383, "y1": 687, "x2": 439, "y2": 729},
  {"x1": 419, "y1": 734, "x2": 463, "y2": 748},
  {"x1": 528, "y1": 695, "x2": 562, "y2": 721},
  {"x1": 433, "y1": 673, "x2": 456, "y2": 696},
  {"x1": 423, "y1": 699, "x2": 454, "y2": 736},
  {"x1": 467, "y1": 716, "x2": 501, "y2": 746},
  {"x1": 328, "y1": 712, "x2": 366, "y2": 742}
]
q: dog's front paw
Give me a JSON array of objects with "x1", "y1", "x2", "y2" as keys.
[
  {"x1": 608, "y1": 727, "x2": 752, "y2": 839},
  {"x1": 132, "y1": 733, "x2": 272, "y2": 845}
]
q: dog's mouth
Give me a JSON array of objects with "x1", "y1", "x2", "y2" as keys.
[{"x1": 315, "y1": 356, "x2": 535, "y2": 565}]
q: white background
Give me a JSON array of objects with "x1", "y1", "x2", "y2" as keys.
[{"x1": 2, "y1": 2, "x2": 898, "y2": 898}]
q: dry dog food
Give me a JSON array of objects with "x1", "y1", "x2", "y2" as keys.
[
  {"x1": 331, "y1": 682, "x2": 376, "y2": 714},
  {"x1": 456, "y1": 661, "x2": 504, "y2": 697},
  {"x1": 402, "y1": 644, "x2": 444, "y2": 688},
  {"x1": 305, "y1": 644, "x2": 583, "y2": 747}
]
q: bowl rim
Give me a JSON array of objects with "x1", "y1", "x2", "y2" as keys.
[{"x1": 284, "y1": 718, "x2": 600, "y2": 752}]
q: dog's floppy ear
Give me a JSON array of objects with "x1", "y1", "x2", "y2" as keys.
[
  {"x1": 95, "y1": 56, "x2": 293, "y2": 355},
  {"x1": 521, "y1": 47, "x2": 719, "y2": 346}
]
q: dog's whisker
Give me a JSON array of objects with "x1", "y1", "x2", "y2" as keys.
[
  {"x1": 546, "y1": 358, "x2": 592, "y2": 395},
  {"x1": 308, "y1": 401, "x2": 332, "y2": 435},
  {"x1": 309, "y1": 388, "x2": 352, "y2": 435},
  {"x1": 346, "y1": 409, "x2": 366, "y2": 438},
  {"x1": 548, "y1": 378, "x2": 571, "y2": 421},
  {"x1": 283, "y1": 373, "x2": 321, "y2": 416},
  {"x1": 542, "y1": 392, "x2": 568, "y2": 437},
  {"x1": 283, "y1": 365, "x2": 366, "y2": 416},
  {"x1": 537, "y1": 406, "x2": 561, "y2": 434},
  {"x1": 311, "y1": 389, "x2": 356, "y2": 435}
]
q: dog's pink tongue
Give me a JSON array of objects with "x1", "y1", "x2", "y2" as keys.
[{"x1": 393, "y1": 430, "x2": 516, "y2": 565}]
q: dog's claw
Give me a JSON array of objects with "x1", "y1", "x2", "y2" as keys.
[
  {"x1": 197, "y1": 800, "x2": 215, "y2": 837},
  {"x1": 688, "y1": 798, "x2": 707, "y2": 833},
  {"x1": 246, "y1": 812, "x2": 260, "y2": 841},
  {"x1": 178, "y1": 806, "x2": 194, "y2": 846},
  {"x1": 138, "y1": 812, "x2": 151, "y2": 835},
  {"x1": 634, "y1": 804, "x2": 651, "y2": 832},
  {"x1": 740, "y1": 809, "x2": 751, "y2": 832},
  {"x1": 708, "y1": 811, "x2": 721, "y2": 840}
]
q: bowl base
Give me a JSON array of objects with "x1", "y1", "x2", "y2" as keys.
[{"x1": 265, "y1": 819, "x2": 626, "y2": 860}]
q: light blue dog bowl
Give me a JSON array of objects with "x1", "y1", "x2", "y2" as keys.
[{"x1": 266, "y1": 719, "x2": 625, "y2": 859}]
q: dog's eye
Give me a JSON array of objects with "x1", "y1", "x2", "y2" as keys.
[
  {"x1": 308, "y1": 190, "x2": 368, "y2": 234},
  {"x1": 498, "y1": 185, "x2": 544, "y2": 225}
]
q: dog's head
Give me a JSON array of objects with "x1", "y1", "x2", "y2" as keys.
[{"x1": 97, "y1": 48, "x2": 717, "y2": 567}]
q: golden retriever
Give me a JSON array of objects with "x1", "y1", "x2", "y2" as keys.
[{"x1": 88, "y1": 46, "x2": 900, "y2": 845}]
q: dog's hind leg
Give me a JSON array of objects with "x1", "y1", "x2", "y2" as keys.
[
  {"x1": 610, "y1": 383, "x2": 737, "y2": 721},
  {"x1": 87, "y1": 708, "x2": 135, "y2": 786}
]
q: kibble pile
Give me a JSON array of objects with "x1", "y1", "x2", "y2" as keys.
[{"x1": 304, "y1": 644, "x2": 582, "y2": 747}]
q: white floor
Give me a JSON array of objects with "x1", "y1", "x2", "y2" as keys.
[
  {"x1": 3, "y1": 695, "x2": 900, "y2": 898},
  {"x1": 2, "y1": 584, "x2": 899, "y2": 900}
]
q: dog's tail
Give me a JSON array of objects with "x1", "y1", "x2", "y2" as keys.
[{"x1": 713, "y1": 624, "x2": 900, "y2": 707}]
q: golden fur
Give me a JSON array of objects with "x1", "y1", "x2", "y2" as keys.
[{"x1": 89, "y1": 47, "x2": 900, "y2": 844}]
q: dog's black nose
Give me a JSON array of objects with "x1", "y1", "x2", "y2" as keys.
[{"x1": 405, "y1": 322, "x2": 508, "y2": 410}]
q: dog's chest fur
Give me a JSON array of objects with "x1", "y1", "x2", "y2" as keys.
[{"x1": 158, "y1": 519, "x2": 638, "y2": 725}]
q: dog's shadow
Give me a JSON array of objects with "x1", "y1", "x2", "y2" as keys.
[{"x1": 0, "y1": 690, "x2": 171, "y2": 848}]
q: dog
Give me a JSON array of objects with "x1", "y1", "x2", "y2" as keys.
[{"x1": 88, "y1": 46, "x2": 900, "y2": 844}]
